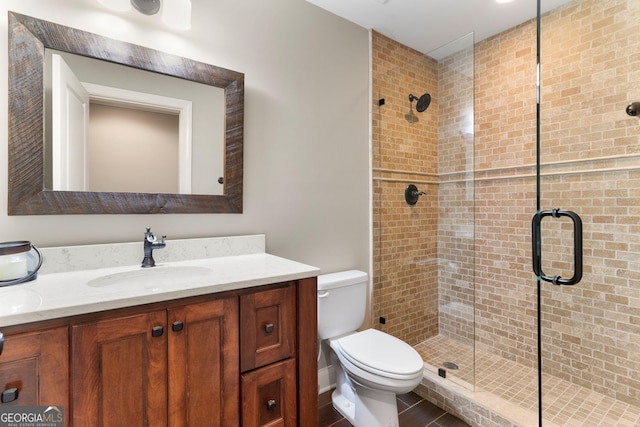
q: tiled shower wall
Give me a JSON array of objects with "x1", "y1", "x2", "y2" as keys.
[
  {"x1": 372, "y1": 0, "x2": 640, "y2": 405},
  {"x1": 473, "y1": 18, "x2": 539, "y2": 368},
  {"x1": 538, "y1": 0, "x2": 640, "y2": 406},
  {"x1": 372, "y1": 32, "x2": 439, "y2": 346}
]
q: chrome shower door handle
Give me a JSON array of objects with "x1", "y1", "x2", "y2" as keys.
[{"x1": 532, "y1": 208, "x2": 583, "y2": 286}]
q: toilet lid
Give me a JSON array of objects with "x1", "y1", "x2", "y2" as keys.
[{"x1": 334, "y1": 329, "x2": 423, "y2": 378}]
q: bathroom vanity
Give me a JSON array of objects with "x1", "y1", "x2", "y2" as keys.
[{"x1": 0, "y1": 235, "x2": 319, "y2": 427}]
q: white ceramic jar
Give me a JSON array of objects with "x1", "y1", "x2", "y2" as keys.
[{"x1": 0, "y1": 241, "x2": 30, "y2": 281}]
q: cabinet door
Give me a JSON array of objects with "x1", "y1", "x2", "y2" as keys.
[
  {"x1": 168, "y1": 298, "x2": 239, "y2": 427},
  {"x1": 0, "y1": 327, "x2": 68, "y2": 423},
  {"x1": 241, "y1": 358, "x2": 296, "y2": 427},
  {"x1": 240, "y1": 286, "x2": 295, "y2": 372},
  {"x1": 72, "y1": 311, "x2": 167, "y2": 427}
]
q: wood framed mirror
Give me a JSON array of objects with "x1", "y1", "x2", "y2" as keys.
[{"x1": 8, "y1": 12, "x2": 244, "y2": 214}]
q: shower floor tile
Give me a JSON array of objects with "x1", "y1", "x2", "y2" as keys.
[{"x1": 415, "y1": 335, "x2": 640, "y2": 426}]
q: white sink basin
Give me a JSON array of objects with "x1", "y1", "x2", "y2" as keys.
[
  {"x1": 86, "y1": 266, "x2": 214, "y2": 291},
  {"x1": 0, "y1": 288, "x2": 43, "y2": 315}
]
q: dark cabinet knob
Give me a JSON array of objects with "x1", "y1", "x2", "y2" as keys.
[
  {"x1": 0, "y1": 331, "x2": 4, "y2": 356},
  {"x1": 172, "y1": 321, "x2": 184, "y2": 332},
  {"x1": 266, "y1": 399, "x2": 277, "y2": 411},
  {"x1": 151, "y1": 326, "x2": 164, "y2": 337},
  {"x1": 264, "y1": 323, "x2": 274, "y2": 334},
  {"x1": 1, "y1": 388, "x2": 19, "y2": 403}
]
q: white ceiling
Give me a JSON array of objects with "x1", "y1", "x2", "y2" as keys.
[{"x1": 306, "y1": 0, "x2": 574, "y2": 58}]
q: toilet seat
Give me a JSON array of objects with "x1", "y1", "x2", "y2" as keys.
[{"x1": 332, "y1": 329, "x2": 423, "y2": 380}]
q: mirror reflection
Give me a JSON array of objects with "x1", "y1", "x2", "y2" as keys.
[{"x1": 44, "y1": 49, "x2": 225, "y2": 195}]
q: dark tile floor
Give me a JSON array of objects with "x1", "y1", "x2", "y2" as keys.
[{"x1": 319, "y1": 389, "x2": 471, "y2": 427}]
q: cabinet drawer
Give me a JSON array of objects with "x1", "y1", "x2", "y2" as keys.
[
  {"x1": 241, "y1": 358, "x2": 296, "y2": 427},
  {"x1": 240, "y1": 285, "x2": 295, "y2": 371},
  {"x1": 0, "y1": 327, "x2": 69, "y2": 420}
]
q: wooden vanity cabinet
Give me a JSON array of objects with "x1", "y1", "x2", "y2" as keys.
[
  {"x1": 167, "y1": 298, "x2": 239, "y2": 426},
  {"x1": 240, "y1": 285, "x2": 297, "y2": 427},
  {"x1": 0, "y1": 276, "x2": 318, "y2": 427},
  {"x1": 71, "y1": 310, "x2": 169, "y2": 426},
  {"x1": 241, "y1": 358, "x2": 296, "y2": 427},
  {"x1": 0, "y1": 326, "x2": 69, "y2": 422},
  {"x1": 240, "y1": 285, "x2": 295, "y2": 372},
  {"x1": 71, "y1": 298, "x2": 238, "y2": 427}
]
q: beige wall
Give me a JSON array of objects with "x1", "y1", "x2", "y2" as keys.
[{"x1": 0, "y1": 0, "x2": 370, "y2": 274}]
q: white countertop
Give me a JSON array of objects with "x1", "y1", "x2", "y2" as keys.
[{"x1": 0, "y1": 235, "x2": 320, "y2": 327}]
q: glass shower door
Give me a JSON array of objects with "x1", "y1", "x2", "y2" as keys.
[
  {"x1": 537, "y1": 0, "x2": 640, "y2": 425},
  {"x1": 371, "y1": 31, "x2": 475, "y2": 391}
]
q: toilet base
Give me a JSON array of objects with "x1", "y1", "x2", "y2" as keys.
[
  {"x1": 332, "y1": 388, "x2": 356, "y2": 424},
  {"x1": 331, "y1": 370, "x2": 401, "y2": 427},
  {"x1": 326, "y1": 331, "x2": 422, "y2": 427}
]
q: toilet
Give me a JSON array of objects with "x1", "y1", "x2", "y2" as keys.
[{"x1": 318, "y1": 270, "x2": 424, "y2": 427}]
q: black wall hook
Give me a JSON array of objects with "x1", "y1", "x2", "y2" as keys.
[
  {"x1": 405, "y1": 184, "x2": 425, "y2": 205},
  {"x1": 626, "y1": 102, "x2": 640, "y2": 117}
]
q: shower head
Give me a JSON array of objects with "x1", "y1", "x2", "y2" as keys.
[{"x1": 409, "y1": 93, "x2": 431, "y2": 112}]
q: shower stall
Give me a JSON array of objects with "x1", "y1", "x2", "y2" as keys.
[{"x1": 372, "y1": 0, "x2": 640, "y2": 425}]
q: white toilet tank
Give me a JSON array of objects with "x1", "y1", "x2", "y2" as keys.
[{"x1": 317, "y1": 270, "x2": 368, "y2": 340}]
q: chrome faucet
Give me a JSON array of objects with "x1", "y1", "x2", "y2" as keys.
[{"x1": 141, "y1": 227, "x2": 166, "y2": 268}]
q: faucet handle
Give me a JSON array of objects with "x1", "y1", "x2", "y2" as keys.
[{"x1": 144, "y1": 227, "x2": 156, "y2": 242}]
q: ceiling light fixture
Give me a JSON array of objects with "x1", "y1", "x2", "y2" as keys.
[
  {"x1": 98, "y1": 0, "x2": 191, "y2": 30},
  {"x1": 132, "y1": 0, "x2": 161, "y2": 15}
]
